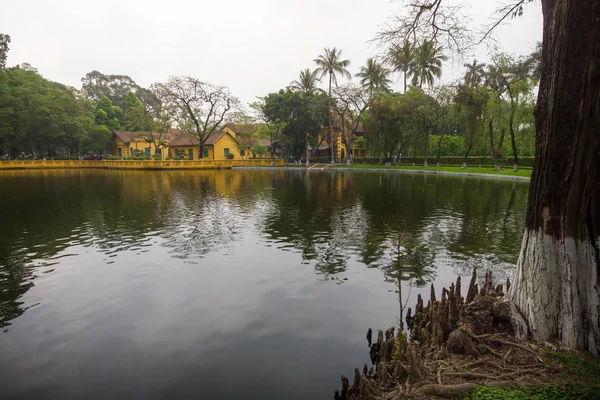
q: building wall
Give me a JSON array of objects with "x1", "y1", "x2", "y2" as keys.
[
  {"x1": 113, "y1": 137, "x2": 130, "y2": 157},
  {"x1": 212, "y1": 133, "x2": 242, "y2": 160},
  {"x1": 113, "y1": 135, "x2": 168, "y2": 159},
  {"x1": 221, "y1": 126, "x2": 237, "y2": 138},
  {"x1": 168, "y1": 146, "x2": 212, "y2": 160},
  {"x1": 167, "y1": 133, "x2": 242, "y2": 161}
]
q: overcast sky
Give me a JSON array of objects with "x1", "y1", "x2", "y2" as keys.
[{"x1": 2, "y1": 0, "x2": 542, "y2": 106}]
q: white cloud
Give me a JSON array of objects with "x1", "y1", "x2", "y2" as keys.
[{"x1": 1, "y1": 0, "x2": 542, "y2": 105}]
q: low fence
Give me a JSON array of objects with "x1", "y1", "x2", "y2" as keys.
[
  {"x1": 0, "y1": 159, "x2": 284, "y2": 170},
  {"x1": 309, "y1": 156, "x2": 536, "y2": 168}
]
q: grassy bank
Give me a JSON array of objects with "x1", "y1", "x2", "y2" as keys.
[
  {"x1": 468, "y1": 348, "x2": 600, "y2": 399},
  {"x1": 333, "y1": 163, "x2": 532, "y2": 178}
]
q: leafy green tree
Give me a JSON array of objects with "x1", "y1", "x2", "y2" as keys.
[
  {"x1": 261, "y1": 89, "x2": 328, "y2": 161},
  {"x1": 251, "y1": 96, "x2": 285, "y2": 164},
  {"x1": 123, "y1": 91, "x2": 146, "y2": 131},
  {"x1": 364, "y1": 89, "x2": 430, "y2": 162},
  {"x1": 94, "y1": 95, "x2": 122, "y2": 131},
  {"x1": 0, "y1": 34, "x2": 10, "y2": 69},
  {"x1": 82, "y1": 125, "x2": 112, "y2": 154},
  {"x1": 289, "y1": 69, "x2": 321, "y2": 95},
  {"x1": 355, "y1": 58, "x2": 392, "y2": 93},
  {"x1": 314, "y1": 47, "x2": 351, "y2": 164},
  {"x1": 463, "y1": 59, "x2": 486, "y2": 88},
  {"x1": 0, "y1": 65, "x2": 93, "y2": 157},
  {"x1": 410, "y1": 40, "x2": 446, "y2": 89},
  {"x1": 387, "y1": 40, "x2": 414, "y2": 93},
  {"x1": 454, "y1": 84, "x2": 487, "y2": 167},
  {"x1": 250, "y1": 143, "x2": 267, "y2": 157}
]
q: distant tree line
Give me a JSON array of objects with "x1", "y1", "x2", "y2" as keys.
[{"x1": 0, "y1": 32, "x2": 538, "y2": 170}]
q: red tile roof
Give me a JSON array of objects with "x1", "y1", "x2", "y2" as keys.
[
  {"x1": 224, "y1": 123, "x2": 263, "y2": 135},
  {"x1": 167, "y1": 131, "x2": 228, "y2": 147},
  {"x1": 114, "y1": 131, "x2": 179, "y2": 144}
]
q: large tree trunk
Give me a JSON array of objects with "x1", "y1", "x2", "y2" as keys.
[
  {"x1": 462, "y1": 142, "x2": 473, "y2": 169},
  {"x1": 436, "y1": 133, "x2": 445, "y2": 167},
  {"x1": 508, "y1": 107, "x2": 519, "y2": 172},
  {"x1": 424, "y1": 130, "x2": 429, "y2": 167},
  {"x1": 509, "y1": 0, "x2": 600, "y2": 355},
  {"x1": 488, "y1": 117, "x2": 498, "y2": 169}
]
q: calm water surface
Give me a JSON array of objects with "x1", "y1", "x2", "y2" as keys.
[{"x1": 0, "y1": 169, "x2": 528, "y2": 399}]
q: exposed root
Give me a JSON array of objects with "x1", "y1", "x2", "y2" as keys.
[
  {"x1": 335, "y1": 268, "x2": 555, "y2": 400},
  {"x1": 414, "y1": 381, "x2": 514, "y2": 398}
]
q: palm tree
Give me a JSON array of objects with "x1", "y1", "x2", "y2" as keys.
[
  {"x1": 290, "y1": 69, "x2": 321, "y2": 95},
  {"x1": 314, "y1": 47, "x2": 351, "y2": 164},
  {"x1": 410, "y1": 40, "x2": 447, "y2": 89},
  {"x1": 356, "y1": 58, "x2": 392, "y2": 93},
  {"x1": 388, "y1": 40, "x2": 414, "y2": 93},
  {"x1": 463, "y1": 59, "x2": 486, "y2": 87}
]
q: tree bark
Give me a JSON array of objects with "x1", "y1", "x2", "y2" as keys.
[
  {"x1": 508, "y1": 107, "x2": 519, "y2": 172},
  {"x1": 424, "y1": 130, "x2": 429, "y2": 167},
  {"x1": 436, "y1": 133, "x2": 446, "y2": 167},
  {"x1": 462, "y1": 143, "x2": 472, "y2": 169},
  {"x1": 509, "y1": 0, "x2": 600, "y2": 355}
]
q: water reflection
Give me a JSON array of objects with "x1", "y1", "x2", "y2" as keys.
[
  {"x1": 0, "y1": 169, "x2": 528, "y2": 399},
  {"x1": 0, "y1": 169, "x2": 528, "y2": 328}
]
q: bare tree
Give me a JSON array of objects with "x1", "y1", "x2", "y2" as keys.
[
  {"x1": 375, "y1": 0, "x2": 472, "y2": 54},
  {"x1": 154, "y1": 76, "x2": 239, "y2": 159},
  {"x1": 332, "y1": 85, "x2": 370, "y2": 165}
]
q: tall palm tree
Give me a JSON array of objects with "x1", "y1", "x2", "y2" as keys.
[
  {"x1": 463, "y1": 59, "x2": 486, "y2": 87},
  {"x1": 314, "y1": 47, "x2": 351, "y2": 164},
  {"x1": 410, "y1": 40, "x2": 447, "y2": 89},
  {"x1": 356, "y1": 58, "x2": 392, "y2": 93},
  {"x1": 290, "y1": 68, "x2": 321, "y2": 95},
  {"x1": 388, "y1": 40, "x2": 414, "y2": 93}
]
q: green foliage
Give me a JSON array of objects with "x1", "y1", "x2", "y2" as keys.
[
  {"x1": 82, "y1": 125, "x2": 112, "y2": 153},
  {"x1": 261, "y1": 89, "x2": 328, "y2": 159},
  {"x1": 250, "y1": 143, "x2": 267, "y2": 156},
  {"x1": 0, "y1": 33, "x2": 10, "y2": 69},
  {"x1": 93, "y1": 95, "x2": 122, "y2": 131},
  {"x1": 543, "y1": 349, "x2": 600, "y2": 379},
  {"x1": 123, "y1": 91, "x2": 146, "y2": 131},
  {"x1": 364, "y1": 88, "x2": 432, "y2": 161},
  {"x1": 354, "y1": 136, "x2": 366, "y2": 149},
  {"x1": 410, "y1": 40, "x2": 447, "y2": 89},
  {"x1": 0, "y1": 65, "x2": 94, "y2": 157},
  {"x1": 468, "y1": 384, "x2": 600, "y2": 400},
  {"x1": 356, "y1": 58, "x2": 392, "y2": 92},
  {"x1": 289, "y1": 69, "x2": 321, "y2": 95}
]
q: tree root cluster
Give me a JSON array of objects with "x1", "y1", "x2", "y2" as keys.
[{"x1": 334, "y1": 268, "x2": 557, "y2": 399}]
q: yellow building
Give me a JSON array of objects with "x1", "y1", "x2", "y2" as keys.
[
  {"x1": 223, "y1": 123, "x2": 281, "y2": 159},
  {"x1": 222, "y1": 123, "x2": 263, "y2": 138},
  {"x1": 113, "y1": 131, "x2": 178, "y2": 160},
  {"x1": 166, "y1": 131, "x2": 242, "y2": 161},
  {"x1": 313, "y1": 124, "x2": 367, "y2": 160}
]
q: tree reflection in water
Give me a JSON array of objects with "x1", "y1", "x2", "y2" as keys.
[{"x1": 0, "y1": 169, "x2": 528, "y2": 328}]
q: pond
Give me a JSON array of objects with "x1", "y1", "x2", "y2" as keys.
[{"x1": 0, "y1": 169, "x2": 529, "y2": 399}]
